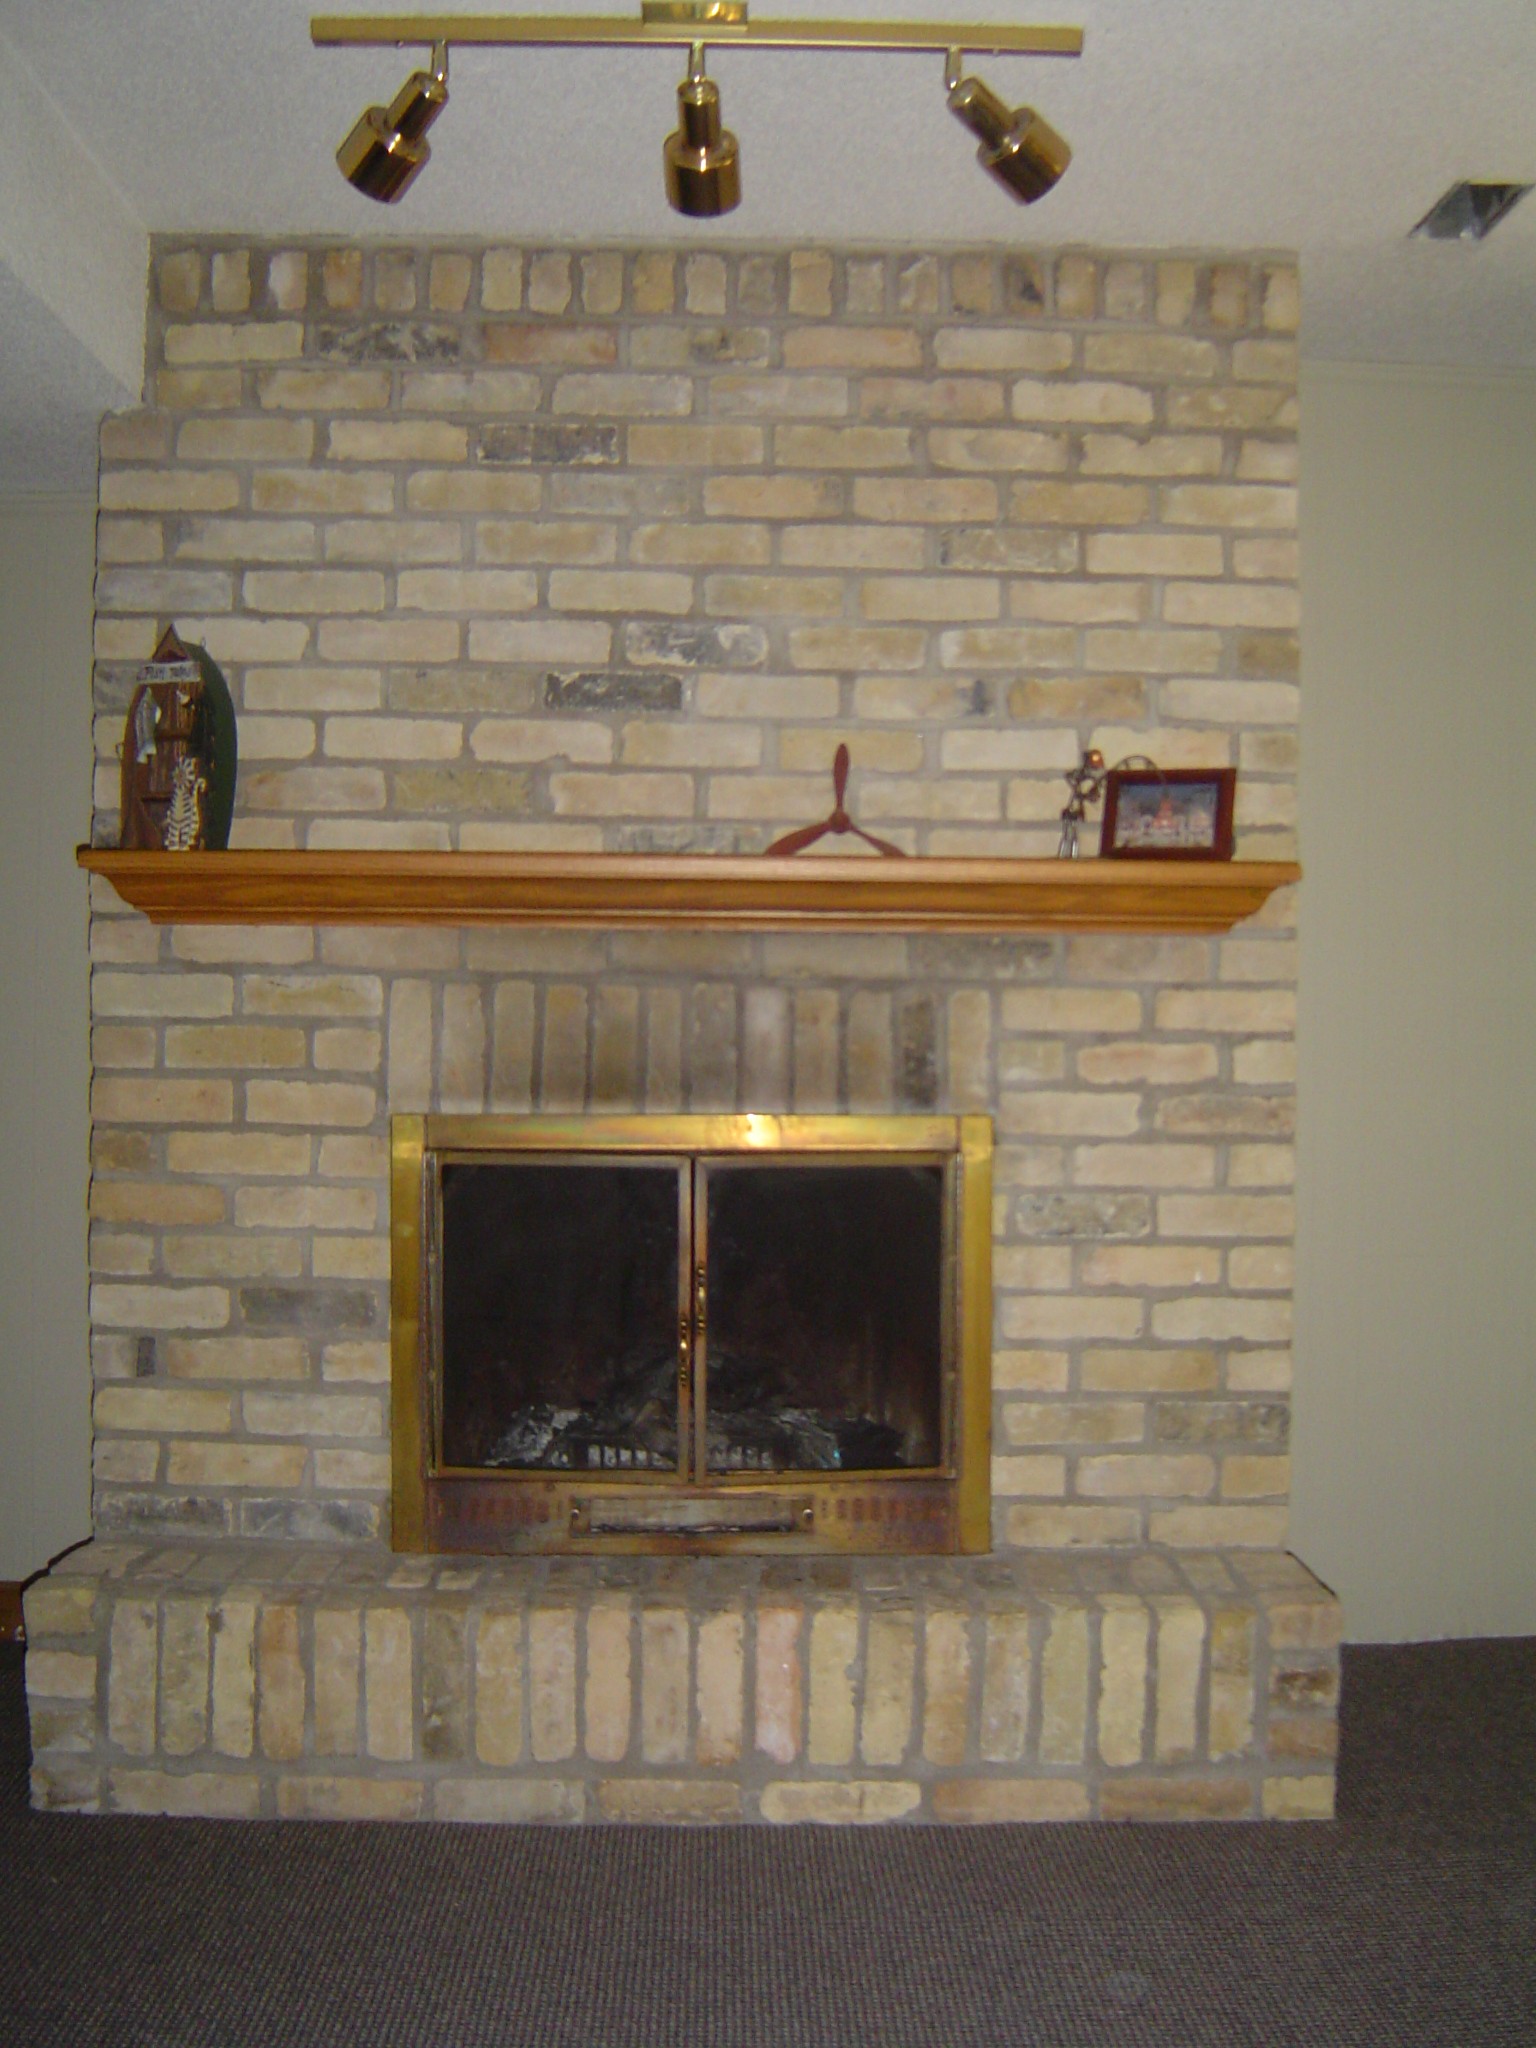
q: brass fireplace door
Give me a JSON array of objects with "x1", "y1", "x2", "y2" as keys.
[{"x1": 391, "y1": 1115, "x2": 991, "y2": 1555}]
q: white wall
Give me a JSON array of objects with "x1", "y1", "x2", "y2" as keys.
[
  {"x1": 0, "y1": 497, "x2": 94, "y2": 1580},
  {"x1": 1292, "y1": 364, "x2": 1536, "y2": 1641}
]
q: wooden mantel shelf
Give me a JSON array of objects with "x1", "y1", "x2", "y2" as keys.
[{"x1": 77, "y1": 848, "x2": 1298, "y2": 934}]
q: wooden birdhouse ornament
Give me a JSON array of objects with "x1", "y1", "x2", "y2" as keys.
[{"x1": 118, "y1": 626, "x2": 237, "y2": 852}]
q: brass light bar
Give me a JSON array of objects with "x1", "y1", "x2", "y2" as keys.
[{"x1": 311, "y1": 13, "x2": 1084, "y2": 58}]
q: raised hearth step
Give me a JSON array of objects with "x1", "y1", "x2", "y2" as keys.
[{"x1": 24, "y1": 1541, "x2": 1338, "y2": 1824}]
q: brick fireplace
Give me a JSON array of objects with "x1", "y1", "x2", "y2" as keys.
[{"x1": 23, "y1": 236, "x2": 1339, "y2": 1821}]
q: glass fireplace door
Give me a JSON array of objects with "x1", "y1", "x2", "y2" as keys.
[
  {"x1": 436, "y1": 1155, "x2": 688, "y2": 1476},
  {"x1": 696, "y1": 1160, "x2": 946, "y2": 1477},
  {"x1": 434, "y1": 1153, "x2": 948, "y2": 1483}
]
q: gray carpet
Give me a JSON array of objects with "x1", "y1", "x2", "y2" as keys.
[{"x1": 2, "y1": 1637, "x2": 1532, "y2": 2046}]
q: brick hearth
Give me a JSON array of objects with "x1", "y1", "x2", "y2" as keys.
[{"x1": 26, "y1": 1542, "x2": 1337, "y2": 1822}]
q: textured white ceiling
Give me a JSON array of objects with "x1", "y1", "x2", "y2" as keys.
[{"x1": 3, "y1": 0, "x2": 1535, "y2": 488}]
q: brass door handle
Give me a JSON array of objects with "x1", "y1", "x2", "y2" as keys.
[{"x1": 678, "y1": 1312, "x2": 691, "y2": 1393}]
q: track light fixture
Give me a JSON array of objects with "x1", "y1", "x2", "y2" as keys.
[
  {"x1": 317, "y1": 9, "x2": 1079, "y2": 212},
  {"x1": 945, "y1": 47, "x2": 1070, "y2": 205},
  {"x1": 336, "y1": 39, "x2": 448, "y2": 202},
  {"x1": 664, "y1": 43, "x2": 741, "y2": 217}
]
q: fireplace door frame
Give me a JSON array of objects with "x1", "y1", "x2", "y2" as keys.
[{"x1": 391, "y1": 1114, "x2": 992, "y2": 1556}]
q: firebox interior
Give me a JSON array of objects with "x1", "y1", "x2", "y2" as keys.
[{"x1": 436, "y1": 1156, "x2": 945, "y2": 1480}]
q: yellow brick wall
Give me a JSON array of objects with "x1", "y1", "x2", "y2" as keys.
[{"x1": 86, "y1": 240, "x2": 1298, "y2": 1552}]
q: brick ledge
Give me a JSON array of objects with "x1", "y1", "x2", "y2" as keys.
[{"x1": 24, "y1": 1541, "x2": 1339, "y2": 1824}]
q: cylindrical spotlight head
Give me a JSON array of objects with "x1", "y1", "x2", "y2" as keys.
[
  {"x1": 948, "y1": 71, "x2": 1070, "y2": 205},
  {"x1": 664, "y1": 47, "x2": 741, "y2": 217},
  {"x1": 337, "y1": 44, "x2": 449, "y2": 203},
  {"x1": 336, "y1": 108, "x2": 431, "y2": 203}
]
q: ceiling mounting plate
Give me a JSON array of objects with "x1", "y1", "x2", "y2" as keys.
[{"x1": 643, "y1": 1, "x2": 749, "y2": 27}]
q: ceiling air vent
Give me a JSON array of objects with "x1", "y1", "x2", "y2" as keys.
[{"x1": 1410, "y1": 181, "x2": 1531, "y2": 242}]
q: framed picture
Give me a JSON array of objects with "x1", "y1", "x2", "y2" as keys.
[{"x1": 1100, "y1": 768, "x2": 1236, "y2": 861}]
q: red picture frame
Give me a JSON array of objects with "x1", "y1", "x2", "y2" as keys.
[{"x1": 1100, "y1": 768, "x2": 1237, "y2": 861}]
